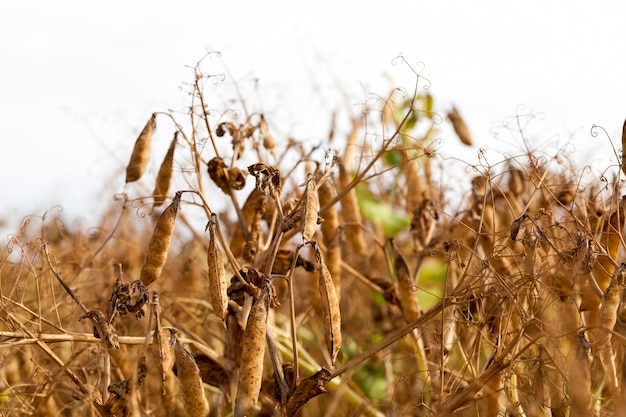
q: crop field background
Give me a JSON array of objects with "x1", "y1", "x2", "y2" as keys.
[{"x1": 1, "y1": 52, "x2": 626, "y2": 417}]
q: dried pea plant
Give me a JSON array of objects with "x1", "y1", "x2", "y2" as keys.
[{"x1": 2, "y1": 53, "x2": 626, "y2": 417}]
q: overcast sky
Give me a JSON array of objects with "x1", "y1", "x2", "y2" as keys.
[{"x1": 1, "y1": 0, "x2": 625, "y2": 233}]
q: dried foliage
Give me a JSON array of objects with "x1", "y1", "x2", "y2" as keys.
[{"x1": 2, "y1": 55, "x2": 626, "y2": 417}]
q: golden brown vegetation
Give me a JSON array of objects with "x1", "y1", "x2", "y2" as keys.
[{"x1": 1, "y1": 54, "x2": 626, "y2": 417}]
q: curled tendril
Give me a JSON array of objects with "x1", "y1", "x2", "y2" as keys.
[
  {"x1": 430, "y1": 112, "x2": 443, "y2": 125},
  {"x1": 390, "y1": 54, "x2": 432, "y2": 90},
  {"x1": 207, "y1": 73, "x2": 226, "y2": 84},
  {"x1": 200, "y1": 49, "x2": 222, "y2": 58},
  {"x1": 476, "y1": 148, "x2": 493, "y2": 170},
  {"x1": 579, "y1": 165, "x2": 593, "y2": 180},
  {"x1": 492, "y1": 245, "x2": 507, "y2": 261},
  {"x1": 427, "y1": 138, "x2": 444, "y2": 153},
  {"x1": 223, "y1": 108, "x2": 240, "y2": 119},
  {"x1": 557, "y1": 142, "x2": 576, "y2": 158},
  {"x1": 41, "y1": 205, "x2": 64, "y2": 223},
  {"x1": 391, "y1": 53, "x2": 405, "y2": 67},
  {"x1": 589, "y1": 124, "x2": 603, "y2": 138},
  {"x1": 129, "y1": 199, "x2": 150, "y2": 218},
  {"x1": 466, "y1": 165, "x2": 479, "y2": 174}
]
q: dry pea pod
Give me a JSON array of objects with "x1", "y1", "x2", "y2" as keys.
[
  {"x1": 151, "y1": 294, "x2": 177, "y2": 404},
  {"x1": 230, "y1": 188, "x2": 266, "y2": 258},
  {"x1": 391, "y1": 239, "x2": 420, "y2": 323},
  {"x1": 234, "y1": 280, "x2": 270, "y2": 417},
  {"x1": 207, "y1": 214, "x2": 228, "y2": 320},
  {"x1": 338, "y1": 163, "x2": 367, "y2": 254},
  {"x1": 302, "y1": 173, "x2": 318, "y2": 241},
  {"x1": 242, "y1": 192, "x2": 266, "y2": 264},
  {"x1": 622, "y1": 118, "x2": 626, "y2": 177},
  {"x1": 174, "y1": 340, "x2": 210, "y2": 417},
  {"x1": 313, "y1": 244, "x2": 342, "y2": 366},
  {"x1": 259, "y1": 114, "x2": 276, "y2": 157},
  {"x1": 140, "y1": 192, "x2": 181, "y2": 286},
  {"x1": 447, "y1": 106, "x2": 473, "y2": 146},
  {"x1": 317, "y1": 175, "x2": 341, "y2": 298},
  {"x1": 153, "y1": 133, "x2": 177, "y2": 206},
  {"x1": 126, "y1": 113, "x2": 156, "y2": 183}
]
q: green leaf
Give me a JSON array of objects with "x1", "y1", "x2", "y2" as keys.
[
  {"x1": 356, "y1": 184, "x2": 410, "y2": 237},
  {"x1": 416, "y1": 258, "x2": 447, "y2": 310},
  {"x1": 383, "y1": 149, "x2": 403, "y2": 167}
]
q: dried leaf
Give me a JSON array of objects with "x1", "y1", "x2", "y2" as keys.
[
  {"x1": 228, "y1": 166, "x2": 247, "y2": 190},
  {"x1": 509, "y1": 213, "x2": 528, "y2": 243},
  {"x1": 286, "y1": 368, "x2": 331, "y2": 417},
  {"x1": 207, "y1": 157, "x2": 231, "y2": 194},
  {"x1": 126, "y1": 113, "x2": 156, "y2": 183},
  {"x1": 110, "y1": 278, "x2": 148, "y2": 320},
  {"x1": 281, "y1": 204, "x2": 304, "y2": 234},
  {"x1": 105, "y1": 358, "x2": 149, "y2": 416},
  {"x1": 248, "y1": 163, "x2": 282, "y2": 194},
  {"x1": 192, "y1": 353, "x2": 236, "y2": 402},
  {"x1": 140, "y1": 192, "x2": 181, "y2": 286},
  {"x1": 79, "y1": 310, "x2": 120, "y2": 350}
]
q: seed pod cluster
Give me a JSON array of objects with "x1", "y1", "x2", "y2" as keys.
[
  {"x1": 153, "y1": 133, "x2": 177, "y2": 206},
  {"x1": 207, "y1": 214, "x2": 228, "y2": 320},
  {"x1": 313, "y1": 244, "x2": 342, "y2": 365},
  {"x1": 126, "y1": 113, "x2": 156, "y2": 183},
  {"x1": 234, "y1": 280, "x2": 270, "y2": 417},
  {"x1": 140, "y1": 192, "x2": 181, "y2": 286}
]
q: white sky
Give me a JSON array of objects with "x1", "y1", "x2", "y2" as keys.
[{"x1": 1, "y1": 0, "x2": 625, "y2": 233}]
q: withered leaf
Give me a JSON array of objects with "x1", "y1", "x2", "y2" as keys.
[
  {"x1": 207, "y1": 157, "x2": 231, "y2": 194},
  {"x1": 79, "y1": 310, "x2": 120, "y2": 350},
  {"x1": 286, "y1": 368, "x2": 332, "y2": 417},
  {"x1": 192, "y1": 353, "x2": 236, "y2": 402}
]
